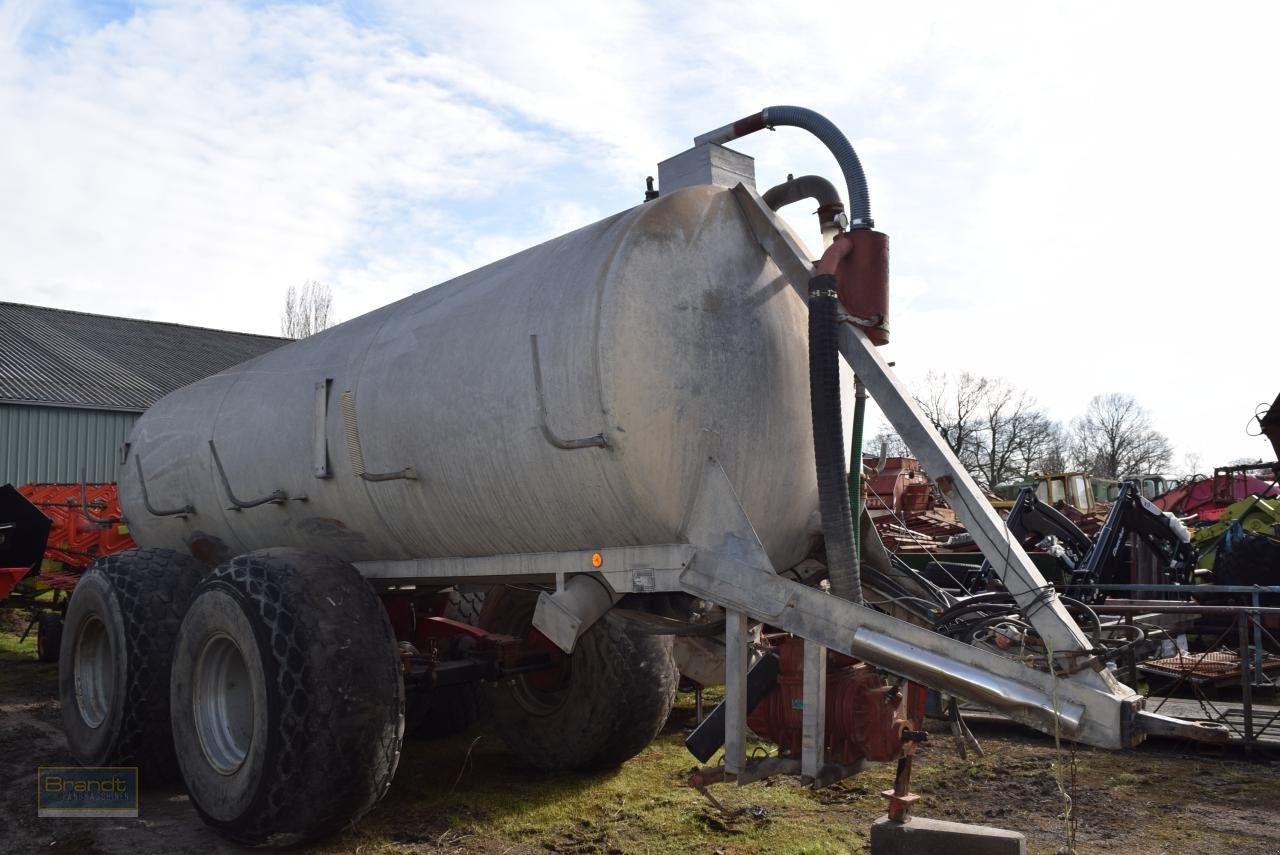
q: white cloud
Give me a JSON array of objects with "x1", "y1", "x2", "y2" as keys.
[
  {"x1": 1, "y1": 2, "x2": 575, "y2": 322},
  {"x1": 2, "y1": 1, "x2": 1277, "y2": 468}
]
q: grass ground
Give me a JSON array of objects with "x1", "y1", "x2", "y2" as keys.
[
  {"x1": 2, "y1": 627, "x2": 1278, "y2": 855},
  {"x1": 0, "y1": 619, "x2": 57, "y2": 694},
  {"x1": 341, "y1": 687, "x2": 877, "y2": 855},
  {"x1": 323, "y1": 686, "x2": 1280, "y2": 855}
]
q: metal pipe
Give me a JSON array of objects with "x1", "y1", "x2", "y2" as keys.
[
  {"x1": 79, "y1": 470, "x2": 121, "y2": 526},
  {"x1": 1091, "y1": 603, "x2": 1280, "y2": 615},
  {"x1": 762, "y1": 173, "x2": 841, "y2": 211},
  {"x1": 1239, "y1": 613, "x2": 1254, "y2": 750},
  {"x1": 1253, "y1": 591, "x2": 1265, "y2": 692},
  {"x1": 208, "y1": 440, "x2": 293, "y2": 509},
  {"x1": 696, "y1": 106, "x2": 873, "y2": 228},
  {"x1": 1068, "y1": 583, "x2": 1280, "y2": 593},
  {"x1": 762, "y1": 174, "x2": 845, "y2": 247},
  {"x1": 850, "y1": 625, "x2": 1085, "y2": 732},
  {"x1": 133, "y1": 455, "x2": 194, "y2": 518}
]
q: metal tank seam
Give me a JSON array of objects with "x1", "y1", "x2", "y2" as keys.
[
  {"x1": 587, "y1": 205, "x2": 648, "y2": 450},
  {"x1": 347, "y1": 305, "x2": 422, "y2": 559},
  {"x1": 608, "y1": 185, "x2": 783, "y2": 549},
  {"x1": 201, "y1": 363, "x2": 259, "y2": 557},
  {"x1": 722, "y1": 185, "x2": 826, "y2": 569},
  {"x1": 302, "y1": 277, "x2": 482, "y2": 557},
  {"x1": 590, "y1": 198, "x2": 680, "y2": 543}
]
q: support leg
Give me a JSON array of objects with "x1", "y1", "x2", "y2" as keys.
[
  {"x1": 801, "y1": 639, "x2": 828, "y2": 781},
  {"x1": 724, "y1": 609, "x2": 748, "y2": 777},
  {"x1": 1252, "y1": 592, "x2": 1265, "y2": 687},
  {"x1": 1239, "y1": 613, "x2": 1254, "y2": 752}
]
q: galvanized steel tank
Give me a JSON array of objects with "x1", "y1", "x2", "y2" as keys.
[{"x1": 119, "y1": 185, "x2": 822, "y2": 573}]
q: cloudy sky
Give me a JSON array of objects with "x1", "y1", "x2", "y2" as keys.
[{"x1": 2, "y1": 1, "x2": 1276, "y2": 468}]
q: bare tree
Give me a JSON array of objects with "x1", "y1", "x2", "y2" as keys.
[
  {"x1": 1069, "y1": 393, "x2": 1173, "y2": 478},
  {"x1": 281, "y1": 281, "x2": 334, "y2": 339},
  {"x1": 914, "y1": 372, "x2": 1061, "y2": 489},
  {"x1": 972, "y1": 381, "x2": 1024, "y2": 486},
  {"x1": 867, "y1": 426, "x2": 911, "y2": 460},
  {"x1": 1226, "y1": 457, "x2": 1267, "y2": 467},
  {"x1": 1027, "y1": 420, "x2": 1069, "y2": 475},
  {"x1": 1179, "y1": 452, "x2": 1203, "y2": 480},
  {"x1": 917, "y1": 371, "x2": 989, "y2": 469},
  {"x1": 974, "y1": 385, "x2": 1067, "y2": 487}
]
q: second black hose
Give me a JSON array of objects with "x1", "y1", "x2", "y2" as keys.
[{"x1": 809, "y1": 273, "x2": 862, "y2": 603}]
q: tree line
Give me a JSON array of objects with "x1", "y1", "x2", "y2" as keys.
[
  {"x1": 281, "y1": 281, "x2": 334, "y2": 339},
  {"x1": 873, "y1": 372, "x2": 1176, "y2": 489}
]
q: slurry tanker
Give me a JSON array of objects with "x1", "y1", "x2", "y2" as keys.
[{"x1": 57, "y1": 107, "x2": 1196, "y2": 845}]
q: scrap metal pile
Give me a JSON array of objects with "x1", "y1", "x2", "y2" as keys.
[
  {"x1": 864, "y1": 438, "x2": 1278, "y2": 602},
  {"x1": 854, "y1": 395, "x2": 1280, "y2": 729}
]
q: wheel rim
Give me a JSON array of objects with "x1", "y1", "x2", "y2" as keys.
[
  {"x1": 488, "y1": 594, "x2": 572, "y2": 716},
  {"x1": 193, "y1": 633, "x2": 254, "y2": 775},
  {"x1": 511, "y1": 671, "x2": 572, "y2": 715},
  {"x1": 510, "y1": 631, "x2": 572, "y2": 715},
  {"x1": 73, "y1": 615, "x2": 114, "y2": 728}
]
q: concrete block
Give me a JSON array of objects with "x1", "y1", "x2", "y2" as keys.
[{"x1": 870, "y1": 815, "x2": 1026, "y2": 855}]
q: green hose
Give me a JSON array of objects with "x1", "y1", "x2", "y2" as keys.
[{"x1": 850, "y1": 377, "x2": 867, "y2": 556}]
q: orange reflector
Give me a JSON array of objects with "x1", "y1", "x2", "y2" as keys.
[{"x1": 591, "y1": 551, "x2": 603, "y2": 568}]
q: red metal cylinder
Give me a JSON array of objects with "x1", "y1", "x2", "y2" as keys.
[
  {"x1": 836, "y1": 229, "x2": 889, "y2": 345},
  {"x1": 746, "y1": 636, "x2": 916, "y2": 766}
]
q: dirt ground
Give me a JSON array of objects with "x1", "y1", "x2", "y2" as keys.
[{"x1": 3, "y1": 627, "x2": 1279, "y2": 855}]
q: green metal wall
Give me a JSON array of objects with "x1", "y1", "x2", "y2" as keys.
[{"x1": 0, "y1": 403, "x2": 138, "y2": 485}]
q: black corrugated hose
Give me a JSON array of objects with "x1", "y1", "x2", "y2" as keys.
[
  {"x1": 762, "y1": 106, "x2": 873, "y2": 229},
  {"x1": 808, "y1": 273, "x2": 862, "y2": 603}
]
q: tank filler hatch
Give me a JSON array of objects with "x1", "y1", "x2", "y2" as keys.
[{"x1": 656, "y1": 143, "x2": 756, "y2": 196}]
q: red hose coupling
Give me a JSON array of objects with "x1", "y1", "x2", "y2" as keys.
[
  {"x1": 837, "y1": 230, "x2": 890, "y2": 345},
  {"x1": 816, "y1": 231, "x2": 890, "y2": 345}
]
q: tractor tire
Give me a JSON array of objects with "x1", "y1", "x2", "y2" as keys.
[
  {"x1": 426, "y1": 587, "x2": 488, "y2": 736},
  {"x1": 1214, "y1": 533, "x2": 1280, "y2": 604},
  {"x1": 36, "y1": 611, "x2": 63, "y2": 663},
  {"x1": 482, "y1": 586, "x2": 678, "y2": 771},
  {"x1": 169, "y1": 549, "x2": 403, "y2": 846},
  {"x1": 58, "y1": 548, "x2": 208, "y2": 782},
  {"x1": 446, "y1": 586, "x2": 487, "y2": 628}
]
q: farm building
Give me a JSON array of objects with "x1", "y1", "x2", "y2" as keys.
[{"x1": 0, "y1": 302, "x2": 288, "y2": 486}]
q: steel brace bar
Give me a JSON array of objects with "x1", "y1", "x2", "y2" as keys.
[
  {"x1": 680, "y1": 457, "x2": 1141, "y2": 749},
  {"x1": 720, "y1": 183, "x2": 1158, "y2": 749},
  {"x1": 732, "y1": 182, "x2": 1117, "y2": 694}
]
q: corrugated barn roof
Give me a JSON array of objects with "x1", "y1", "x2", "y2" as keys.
[{"x1": 0, "y1": 302, "x2": 289, "y2": 411}]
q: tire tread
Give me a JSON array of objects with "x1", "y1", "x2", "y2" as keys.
[
  {"x1": 185, "y1": 549, "x2": 402, "y2": 846},
  {"x1": 485, "y1": 589, "x2": 677, "y2": 771},
  {"x1": 62, "y1": 547, "x2": 206, "y2": 781}
]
